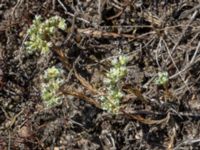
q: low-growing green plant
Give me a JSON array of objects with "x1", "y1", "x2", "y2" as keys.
[
  {"x1": 24, "y1": 16, "x2": 67, "y2": 108},
  {"x1": 100, "y1": 55, "x2": 128, "y2": 113},
  {"x1": 25, "y1": 15, "x2": 129, "y2": 112},
  {"x1": 41, "y1": 66, "x2": 64, "y2": 108},
  {"x1": 155, "y1": 71, "x2": 169, "y2": 85},
  {"x1": 25, "y1": 15, "x2": 66, "y2": 54}
]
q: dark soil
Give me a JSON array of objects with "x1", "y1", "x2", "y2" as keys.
[{"x1": 1, "y1": 0, "x2": 200, "y2": 149}]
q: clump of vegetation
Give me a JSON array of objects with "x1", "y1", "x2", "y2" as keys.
[
  {"x1": 24, "y1": 16, "x2": 66, "y2": 107},
  {"x1": 155, "y1": 71, "x2": 169, "y2": 85},
  {"x1": 100, "y1": 55, "x2": 128, "y2": 113},
  {"x1": 40, "y1": 66, "x2": 64, "y2": 108},
  {"x1": 25, "y1": 15, "x2": 66, "y2": 54}
]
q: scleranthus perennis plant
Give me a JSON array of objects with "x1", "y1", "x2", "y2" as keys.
[
  {"x1": 25, "y1": 15, "x2": 66, "y2": 54},
  {"x1": 155, "y1": 71, "x2": 169, "y2": 86},
  {"x1": 41, "y1": 66, "x2": 64, "y2": 108},
  {"x1": 100, "y1": 55, "x2": 128, "y2": 113}
]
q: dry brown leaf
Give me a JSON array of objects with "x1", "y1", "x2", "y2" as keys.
[
  {"x1": 61, "y1": 86, "x2": 101, "y2": 108},
  {"x1": 74, "y1": 68, "x2": 99, "y2": 95},
  {"x1": 122, "y1": 110, "x2": 170, "y2": 125},
  {"x1": 77, "y1": 28, "x2": 137, "y2": 39}
]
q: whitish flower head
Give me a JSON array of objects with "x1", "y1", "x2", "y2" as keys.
[
  {"x1": 41, "y1": 66, "x2": 64, "y2": 108},
  {"x1": 25, "y1": 15, "x2": 66, "y2": 54},
  {"x1": 119, "y1": 55, "x2": 128, "y2": 65},
  {"x1": 155, "y1": 71, "x2": 169, "y2": 85}
]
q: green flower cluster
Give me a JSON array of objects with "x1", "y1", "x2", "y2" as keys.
[
  {"x1": 41, "y1": 66, "x2": 64, "y2": 108},
  {"x1": 25, "y1": 15, "x2": 66, "y2": 54},
  {"x1": 155, "y1": 71, "x2": 169, "y2": 85},
  {"x1": 100, "y1": 55, "x2": 128, "y2": 113}
]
